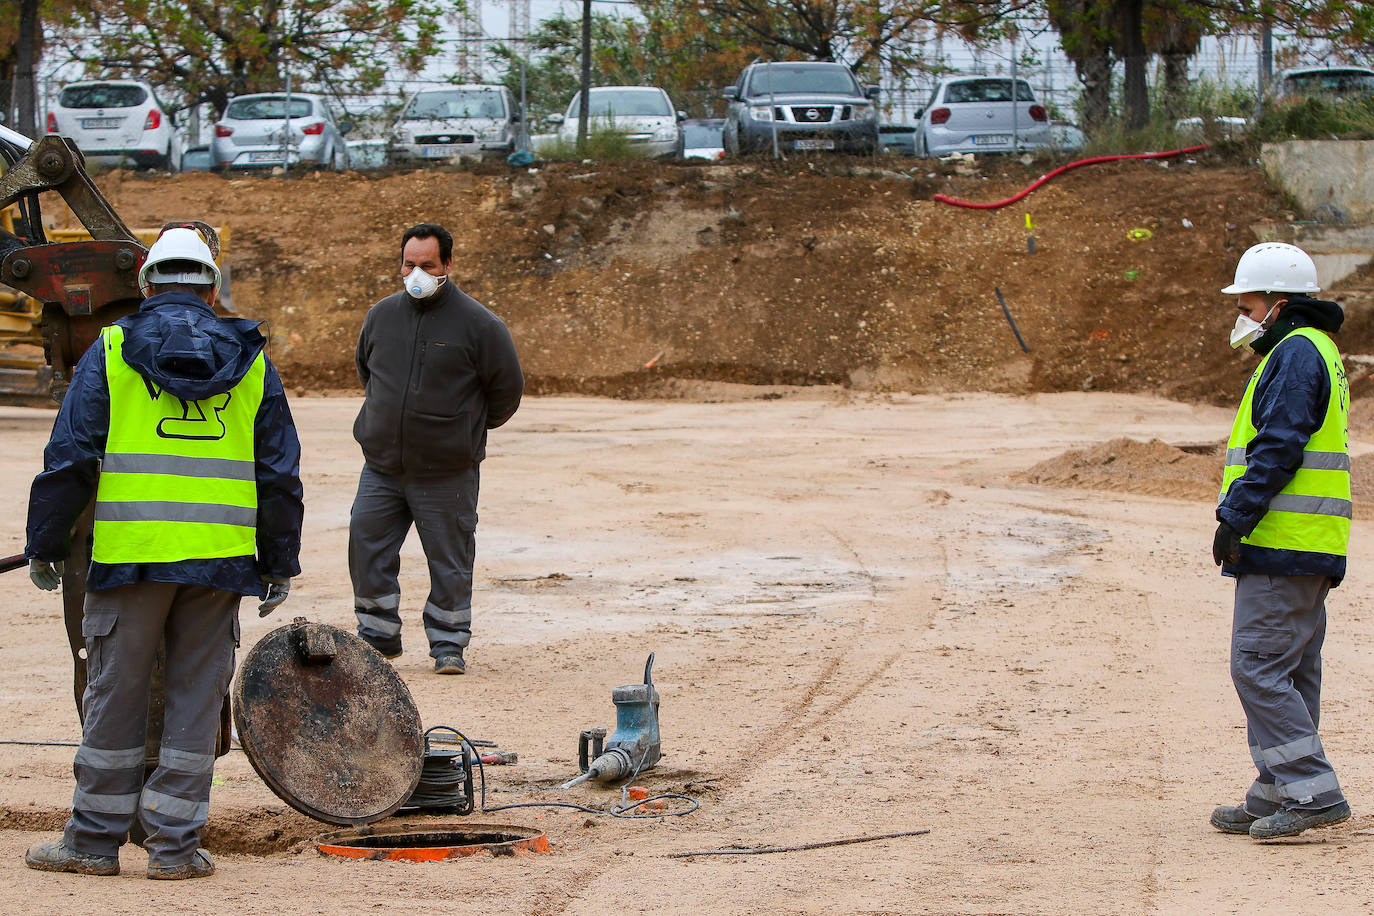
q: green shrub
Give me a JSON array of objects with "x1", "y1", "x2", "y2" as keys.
[
  {"x1": 537, "y1": 127, "x2": 643, "y2": 160},
  {"x1": 1253, "y1": 96, "x2": 1374, "y2": 141}
]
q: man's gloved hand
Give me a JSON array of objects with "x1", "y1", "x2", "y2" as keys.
[
  {"x1": 1213, "y1": 521, "x2": 1243, "y2": 567},
  {"x1": 258, "y1": 577, "x2": 291, "y2": 617},
  {"x1": 29, "y1": 558, "x2": 64, "y2": 591}
]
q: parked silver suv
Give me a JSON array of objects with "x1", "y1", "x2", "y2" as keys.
[{"x1": 722, "y1": 61, "x2": 879, "y2": 156}]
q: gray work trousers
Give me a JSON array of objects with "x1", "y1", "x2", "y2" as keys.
[
  {"x1": 64, "y1": 581, "x2": 239, "y2": 866},
  {"x1": 1231, "y1": 573, "x2": 1345, "y2": 814},
  {"x1": 349, "y1": 464, "x2": 478, "y2": 658}
]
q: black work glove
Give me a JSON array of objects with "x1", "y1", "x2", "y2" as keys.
[
  {"x1": 29, "y1": 558, "x2": 64, "y2": 591},
  {"x1": 1212, "y1": 521, "x2": 1242, "y2": 567},
  {"x1": 258, "y1": 577, "x2": 291, "y2": 617}
]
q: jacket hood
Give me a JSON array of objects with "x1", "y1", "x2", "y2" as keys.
[
  {"x1": 116, "y1": 291, "x2": 266, "y2": 400},
  {"x1": 1252, "y1": 294, "x2": 1343, "y2": 355}
]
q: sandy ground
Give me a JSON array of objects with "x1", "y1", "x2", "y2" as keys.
[{"x1": 1, "y1": 389, "x2": 1373, "y2": 914}]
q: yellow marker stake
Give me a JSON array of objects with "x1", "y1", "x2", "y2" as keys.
[{"x1": 1025, "y1": 213, "x2": 1035, "y2": 230}]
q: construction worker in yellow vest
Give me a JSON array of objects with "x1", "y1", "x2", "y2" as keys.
[
  {"x1": 23, "y1": 226, "x2": 303, "y2": 879},
  {"x1": 1210, "y1": 242, "x2": 1351, "y2": 840}
]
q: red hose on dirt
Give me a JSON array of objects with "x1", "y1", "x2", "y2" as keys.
[{"x1": 932, "y1": 145, "x2": 1210, "y2": 210}]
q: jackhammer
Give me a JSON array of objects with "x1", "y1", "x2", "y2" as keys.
[{"x1": 561, "y1": 652, "x2": 661, "y2": 789}]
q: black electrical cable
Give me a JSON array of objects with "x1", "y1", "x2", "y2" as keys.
[{"x1": 0, "y1": 739, "x2": 80, "y2": 747}]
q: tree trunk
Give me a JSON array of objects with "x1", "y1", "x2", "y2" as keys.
[
  {"x1": 1162, "y1": 53, "x2": 1189, "y2": 120},
  {"x1": 15, "y1": 0, "x2": 40, "y2": 138},
  {"x1": 1118, "y1": 0, "x2": 1149, "y2": 130},
  {"x1": 1077, "y1": 55, "x2": 1112, "y2": 133}
]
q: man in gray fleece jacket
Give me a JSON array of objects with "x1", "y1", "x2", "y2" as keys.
[{"x1": 350, "y1": 223, "x2": 523, "y2": 675}]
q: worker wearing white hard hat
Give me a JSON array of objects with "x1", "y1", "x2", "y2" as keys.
[
  {"x1": 1210, "y1": 241, "x2": 1352, "y2": 839},
  {"x1": 23, "y1": 219, "x2": 303, "y2": 879},
  {"x1": 137, "y1": 226, "x2": 222, "y2": 298}
]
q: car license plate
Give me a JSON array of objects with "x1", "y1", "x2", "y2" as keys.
[
  {"x1": 248, "y1": 150, "x2": 285, "y2": 162},
  {"x1": 81, "y1": 118, "x2": 121, "y2": 129},
  {"x1": 423, "y1": 145, "x2": 457, "y2": 157},
  {"x1": 794, "y1": 139, "x2": 835, "y2": 151},
  {"x1": 974, "y1": 135, "x2": 1011, "y2": 145}
]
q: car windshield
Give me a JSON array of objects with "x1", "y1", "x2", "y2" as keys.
[
  {"x1": 1281, "y1": 70, "x2": 1374, "y2": 96},
  {"x1": 405, "y1": 90, "x2": 505, "y2": 120},
  {"x1": 226, "y1": 97, "x2": 315, "y2": 120},
  {"x1": 60, "y1": 84, "x2": 147, "y2": 109},
  {"x1": 745, "y1": 66, "x2": 859, "y2": 96},
  {"x1": 944, "y1": 79, "x2": 1035, "y2": 103},
  {"x1": 683, "y1": 122, "x2": 723, "y2": 147},
  {"x1": 569, "y1": 90, "x2": 671, "y2": 118}
]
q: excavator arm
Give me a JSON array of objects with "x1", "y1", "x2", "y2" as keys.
[{"x1": 0, "y1": 125, "x2": 220, "y2": 401}]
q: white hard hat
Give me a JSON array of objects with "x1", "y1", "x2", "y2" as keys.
[
  {"x1": 138, "y1": 227, "x2": 221, "y2": 295},
  {"x1": 1221, "y1": 242, "x2": 1320, "y2": 295}
]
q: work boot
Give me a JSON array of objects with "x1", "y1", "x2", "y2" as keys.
[
  {"x1": 24, "y1": 840, "x2": 119, "y2": 876},
  {"x1": 1210, "y1": 804, "x2": 1262, "y2": 834},
  {"x1": 147, "y1": 848, "x2": 215, "y2": 880},
  {"x1": 1250, "y1": 801, "x2": 1351, "y2": 839},
  {"x1": 435, "y1": 653, "x2": 466, "y2": 675}
]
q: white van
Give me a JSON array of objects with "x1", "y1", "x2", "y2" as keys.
[
  {"x1": 391, "y1": 85, "x2": 520, "y2": 162},
  {"x1": 47, "y1": 80, "x2": 178, "y2": 170}
]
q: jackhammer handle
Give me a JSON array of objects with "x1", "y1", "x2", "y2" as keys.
[{"x1": 0, "y1": 553, "x2": 27, "y2": 574}]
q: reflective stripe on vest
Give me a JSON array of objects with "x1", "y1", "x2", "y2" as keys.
[
  {"x1": 1220, "y1": 327, "x2": 1351, "y2": 558},
  {"x1": 92, "y1": 324, "x2": 266, "y2": 564}
]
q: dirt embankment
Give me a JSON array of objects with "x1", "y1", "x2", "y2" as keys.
[{"x1": 79, "y1": 153, "x2": 1374, "y2": 401}]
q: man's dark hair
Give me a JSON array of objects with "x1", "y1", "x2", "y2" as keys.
[{"x1": 402, "y1": 223, "x2": 453, "y2": 263}]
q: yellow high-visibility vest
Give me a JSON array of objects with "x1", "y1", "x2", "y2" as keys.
[
  {"x1": 1221, "y1": 326, "x2": 1350, "y2": 558},
  {"x1": 92, "y1": 324, "x2": 265, "y2": 564}
]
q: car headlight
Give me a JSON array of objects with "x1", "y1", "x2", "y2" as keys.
[
  {"x1": 395, "y1": 129, "x2": 410, "y2": 142},
  {"x1": 653, "y1": 125, "x2": 677, "y2": 141},
  {"x1": 748, "y1": 105, "x2": 774, "y2": 122},
  {"x1": 482, "y1": 128, "x2": 504, "y2": 140},
  {"x1": 850, "y1": 104, "x2": 876, "y2": 122}
]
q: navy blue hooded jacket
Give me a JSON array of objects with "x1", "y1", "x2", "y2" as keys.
[
  {"x1": 25, "y1": 292, "x2": 304, "y2": 597},
  {"x1": 1218, "y1": 294, "x2": 1347, "y2": 585}
]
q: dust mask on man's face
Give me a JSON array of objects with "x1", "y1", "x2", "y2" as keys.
[
  {"x1": 404, "y1": 266, "x2": 445, "y2": 299},
  {"x1": 1230, "y1": 303, "x2": 1279, "y2": 351}
]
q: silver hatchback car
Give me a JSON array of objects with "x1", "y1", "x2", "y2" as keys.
[
  {"x1": 211, "y1": 92, "x2": 350, "y2": 170},
  {"x1": 915, "y1": 76, "x2": 1050, "y2": 157}
]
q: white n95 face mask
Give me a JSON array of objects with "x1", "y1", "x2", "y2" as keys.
[
  {"x1": 404, "y1": 266, "x2": 445, "y2": 299},
  {"x1": 1229, "y1": 304, "x2": 1278, "y2": 351}
]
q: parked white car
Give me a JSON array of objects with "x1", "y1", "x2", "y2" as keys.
[
  {"x1": 391, "y1": 85, "x2": 521, "y2": 162},
  {"x1": 552, "y1": 86, "x2": 684, "y2": 158},
  {"x1": 211, "y1": 92, "x2": 351, "y2": 171},
  {"x1": 914, "y1": 76, "x2": 1051, "y2": 157},
  {"x1": 46, "y1": 79, "x2": 178, "y2": 170}
]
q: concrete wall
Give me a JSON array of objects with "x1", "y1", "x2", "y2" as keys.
[
  {"x1": 1261, "y1": 140, "x2": 1374, "y2": 223},
  {"x1": 1259, "y1": 141, "x2": 1374, "y2": 286}
]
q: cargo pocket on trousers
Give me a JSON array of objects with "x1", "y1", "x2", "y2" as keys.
[
  {"x1": 81, "y1": 609, "x2": 118, "y2": 683},
  {"x1": 221, "y1": 614, "x2": 242, "y2": 696},
  {"x1": 1235, "y1": 627, "x2": 1290, "y2": 659}
]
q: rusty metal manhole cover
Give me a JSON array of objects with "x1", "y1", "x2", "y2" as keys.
[{"x1": 233, "y1": 618, "x2": 424, "y2": 826}]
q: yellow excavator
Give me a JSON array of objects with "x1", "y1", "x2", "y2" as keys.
[{"x1": 0, "y1": 131, "x2": 229, "y2": 407}]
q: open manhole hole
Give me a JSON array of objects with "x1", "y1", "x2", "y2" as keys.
[{"x1": 316, "y1": 822, "x2": 549, "y2": 861}]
